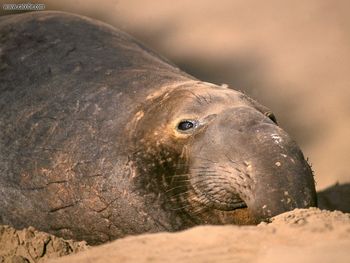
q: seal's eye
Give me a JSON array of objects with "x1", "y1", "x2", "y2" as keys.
[
  {"x1": 265, "y1": 112, "x2": 278, "y2": 124},
  {"x1": 177, "y1": 120, "x2": 196, "y2": 131}
]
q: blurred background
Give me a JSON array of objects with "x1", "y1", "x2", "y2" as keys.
[{"x1": 1, "y1": 0, "x2": 350, "y2": 191}]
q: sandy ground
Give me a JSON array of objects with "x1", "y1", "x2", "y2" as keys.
[
  {"x1": 1, "y1": 0, "x2": 349, "y2": 190},
  {"x1": 1, "y1": 208, "x2": 349, "y2": 263},
  {"x1": 16, "y1": 208, "x2": 350, "y2": 263}
]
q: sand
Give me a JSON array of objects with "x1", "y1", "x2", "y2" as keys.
[
  {"x1": 1, "y1": 207, "x2": 349, "y2": 263},
  {"x1": 0, "y1": 226, "x2": 88, "y2": 263}
]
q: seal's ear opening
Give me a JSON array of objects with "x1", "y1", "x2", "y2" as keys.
[
  {"x1": 264, "y1": 111, "x2": 278, "y2": 124},
  {"x1": 240, "y1": 93, "x2": 278, "y2": 125}
]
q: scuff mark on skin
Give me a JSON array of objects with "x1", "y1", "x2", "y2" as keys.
[
  {"x1": 134, "y1": 111, "x2": 144, "y2": 123},
  {"x1": 271, "y1": 134, "x2": 283, "y2": 144}
]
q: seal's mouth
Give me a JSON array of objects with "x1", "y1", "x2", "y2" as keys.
[
  {"x1": 213, "y1": 200, "x2": 248, "y2": 211},
  {"x1": 209, "y1": 197, "x2": 248, "y2": 211},
  {"x1": 191, "y1": 181, "x2": 248, "y2": 212}
]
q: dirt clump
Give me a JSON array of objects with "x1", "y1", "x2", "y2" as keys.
[{"x1": 0, "y1": 225, "x2": 88, "y2": 263}]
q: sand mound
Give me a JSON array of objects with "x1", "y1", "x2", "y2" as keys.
[
  {"x1": 47, "y1": 208, "x2": 348, "y2": 263},
  {"x1": 1, "y1": 208, "x2": 349, "y2": 262}
]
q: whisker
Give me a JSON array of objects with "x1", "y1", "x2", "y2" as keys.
[
  {"x1": 166, "y1": 189, "x2": 192, "y2": 199},
  {"x1": 192, "y1": 173, "x2": 230, "y2": 181},
  {"x1": 216, "y1": 167, "x2": 232, "y2": 174},
  {"x1": 165, "y1": 184, "x2": 188, "y2": 193},
  {"x1": 192, "y1": 156, "x2": 218, "y2": 164},
  {"x1": 161, "y1": 173, "x2": 190, "y2": 181},
  {"x1": 190, "y1": 176, "x2": 229, "y2": 186},
  {"x1": 172, "y1": 173, "x2": 191, "y2": 178},
  {"x1": 224, "y1": 153, "x2": 239, "y2": 165},
  {"x1": 190, "y1": 165, "x2": 211, "y2": 170},
  {"x1": 191, "y1": 169, "x2": 218, "y2": 174},
  {"x1": 189, "y1": 204, "x2": 209, "y2": 216},
  {"x1": 169, "y1": 203, "x2": 193, "y2": 211},
  {"x1": 170, "y1": 178, "x2": 191, "y2": 184}
]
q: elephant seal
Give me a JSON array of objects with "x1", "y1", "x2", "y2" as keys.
[{"x1": 0, "y1": 11, "x2": 317, "y2": 244}]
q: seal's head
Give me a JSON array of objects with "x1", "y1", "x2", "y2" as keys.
[{"x1": 130, "y1": 81, "x2": 317, "y2": 226}]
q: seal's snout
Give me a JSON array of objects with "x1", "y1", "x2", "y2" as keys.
[
  {"x1": 246, "y1": 131, "x2": 318, "y2": 220},
  {"x1": 193, "y1": 106, "x2": 317, "y2": 222}
]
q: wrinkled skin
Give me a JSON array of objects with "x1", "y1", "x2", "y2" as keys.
[
  {"x1": 131, "y1": 83, "x2": 317, "y2": 225},
  {"x1": 0, "y1": 11, "x2": 317, "y2": 245}
]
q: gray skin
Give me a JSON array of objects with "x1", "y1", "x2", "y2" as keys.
[{"x1": 0, "y1": 11, "x2": 317, "y2": 244}]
